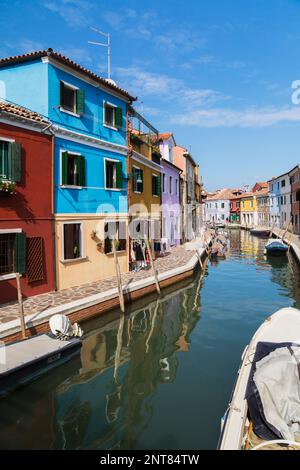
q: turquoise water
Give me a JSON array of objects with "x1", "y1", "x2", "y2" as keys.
[{"x1": 0, "y1": 229, "x2": 300, "y2": 450}]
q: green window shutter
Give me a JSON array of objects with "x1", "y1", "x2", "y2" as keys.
[
  {"x1": 140, "y1": 169, "x2": 143, "y2": 193},
  {"x1": 132, "y1": 168, "x2": 137, "y2": 192},
  {"x1": 77, "y1": 155, "x2": 86, "y2": 187},
  {"x1": 0, "y1": 141, "x2": 9, "y2": 180},
  {"x1": 156, "y1": 175, "x2": 161, "y2": 196},
  {"x1": 152, "y1": 175, "x2": 155, "y2": 196},
  {"x1": 76, "y1": 89, "x2": 85, "y2": 115},
  {"x1": 116, "y1": 161, "x2": 123, "y2": 189},
  {"x1": 62, "y1": 151, "x2": 69, "y2": 185},
  {"x1": 9, "y1": 142, "x2": 22, "y2": 182},
  {"x1": 60, "y1": 81, "x2": 64, "y2": 106},
  {"x1": 14, "y1": 232, "x2": 26, "y2": 274},
  {"x1": 115, "y1": 107, "x2": 123, "y2": 128}
]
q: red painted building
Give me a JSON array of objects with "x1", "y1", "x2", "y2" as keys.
[
  {"x1": 229, "y1": 190, "x2": 243, "y2": 223},
  {"x1": 290, "y1": 165, "x2": 300, "y2": 234},
  {"x1": 0, "y1": 102, "x2": 55, "y2": 304}
]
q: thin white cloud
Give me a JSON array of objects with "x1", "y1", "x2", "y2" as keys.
[
  {"x1": 42, "y1": 0, "x2": 92, "y2": 28},
  {"x1": 171, "y1": 106, "x2": 300, "y2": 128},
  {"x1": 154, "y1": 30, "x2": 206, "y2": 52},
  {"x1": 115, "y1": 66, "x2": 226, "y2": 108}
]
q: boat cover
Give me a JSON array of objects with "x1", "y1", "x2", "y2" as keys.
[{"x1": 246, "y1": 341, "x2": 300, "y2": 441}]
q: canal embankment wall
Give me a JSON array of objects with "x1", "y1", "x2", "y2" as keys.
[{"x1": 0, "y1": 239, "x2": 212, "y2": 344}]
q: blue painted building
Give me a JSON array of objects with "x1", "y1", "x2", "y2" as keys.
[
  {"x1": 268, "y1": 178, "x2": 280, "y2": 228},
  {"x1": 0, "y1": 49, "x2": 136, "y2": 289}
]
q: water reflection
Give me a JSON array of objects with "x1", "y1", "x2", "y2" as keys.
[
  {"x1": 0, "y1": 231, "x2": 300, "y2": 450},
  {"x1": 0, "y1": 268, "x2": 207, "y2": 450}
]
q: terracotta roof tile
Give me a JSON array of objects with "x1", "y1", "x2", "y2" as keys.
[
  {"x1": 0, "y1": 48, "x2": 136, "y2": 102},
  {"x1": 0, "y1": 101, "x2": 48, "y2": 123}
]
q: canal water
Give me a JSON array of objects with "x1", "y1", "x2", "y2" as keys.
[{"x1": 1, "y1": 229, "x2": 300, "y2": 450}]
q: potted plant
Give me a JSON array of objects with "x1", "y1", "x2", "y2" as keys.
[{"x1": 0, "y1": 180, "x2": 16, "y2": 194}]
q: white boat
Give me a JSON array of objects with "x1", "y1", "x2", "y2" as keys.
[{"x1": 218, "y1": 307, "x2": 300, "y2": 450}]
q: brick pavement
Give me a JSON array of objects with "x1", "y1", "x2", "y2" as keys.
[{"x1": 0, "y1": 246, "x2": 196, "y2": 324}]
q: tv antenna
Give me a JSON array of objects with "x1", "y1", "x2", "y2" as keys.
[{"x1": 88, "y1": 26, "x2": 111, "y2": 80}]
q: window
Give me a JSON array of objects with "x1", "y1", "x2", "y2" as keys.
[
  {"x1": 162, "y1": 174, "x2": 166, "y2": 192},
  {"x1": 281, "y1": 179, "x2": 286, "y2": 187},
  {"x1": 237, "y1": 201, "x2": 240, "y2": 208},
  {"x1": 104, "y1": 102, "x2": 123, "y2": 129},
  {"x1": 0, "y1": 232, "x2": 26, "y2": 275},
  {"x1": 104, "y1": 221, "x2": 126, "y2": 254},
  {"x1": 162, "y1": 217, "x2": 166, "y2": 237},
  {"x1": 63, "y1": 223, "x2": 82, "y2": 260},
  {"x1": 152, "y1": 174, "x2": 161, "y2": 197},
  {"x1": 105, "y1": 160, "x2": 123, "y2": 189},
  {"x1": 175, "y1": 179, "x2": 178, "y2": 195},
  {"x1": 60, "y1": 81, "x2": 85, "y2": 115},
  {"x1": 133, "y1": 167, "x2": 143, "y2": 193},
  {"x1": 61, "y1": 152, "x2": 85, "y2": 187},
  {"x1": 0, "y1": 234, "x2": 14, "y2": 275},
  {"x1": 0, "y1": 141, "x2": 9, "y2": 180},
  {"x1": 281, "y1": 196, "x2": 283, "y2": 204},
  {"x1": 169, "y1": 176, "x2": 173, "y2": 194},
  {"x1": 0, "y1": 140, "x2": 22, "y2": 182},
  {"x1": 221, "y1": 203, "x2": 225, "y2": 208}
]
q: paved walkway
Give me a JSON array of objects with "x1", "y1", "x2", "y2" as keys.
[
  {"x1": 0, "y1": 246, "x2": 196, "y2": 325},
  {"x1": 272, "y1": 227, "x2": 300, "y2": 248}
]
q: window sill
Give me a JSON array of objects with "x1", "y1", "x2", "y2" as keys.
[
  {"x1": 0, "y1": 273, "x2": 21, "y2": 281},
  {"x1": 133, "y1": 191, "x2": 142, "y2": 194},
  {"x1": 60, "y1": 185, "x2": 83, "y2": 190},
  {"x1": 60, "y1": 107, "x2": 81, "y2": 118},
  {"x1": 105, "y1": 250, "x2": 127, "y2": 256},
  {"x1": 60, "y1": 256, "x2": 88, "y2": 265},
  {"x1": 103, "y1": 123, "x2": 119, "y2": 131},
  {"x1": 105, "y1": 187, "x2": 122, "y2": 192}
]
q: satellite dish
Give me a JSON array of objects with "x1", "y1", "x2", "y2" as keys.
[
  {"x1": 49, "y1": 314, "x2": 72, "y2": 338},
  {"x1": 49, "y1": 314, "x2": 83, "y2": 340},
  {"x1": 105, "y1": 78, "x2": 117, "y2": 86}
]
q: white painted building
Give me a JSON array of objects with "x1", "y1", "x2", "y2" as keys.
[
  {"x1": 268, "y1": 171, "x2": 292, "y2": 228},
  {"x1": 158, "y1": 133, "x2": 176, "y2": 163},
  {"x1": 205, "y1": 189, "x2": 235, "y2": 224}
]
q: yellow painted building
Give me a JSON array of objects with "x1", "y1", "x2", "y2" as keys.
[
  {"x1": 55, "y1": 214, "x2": 129, "y2": 290},
  {"x1": 128, "y1": 131, "x2": 161, "y2": 265},
  {"x1": 240, "y1": 193, "x2": 258, "y2": 227}
]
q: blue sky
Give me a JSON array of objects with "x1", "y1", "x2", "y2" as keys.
[{"x1": 1, "y1": 0, "x2": 300, "y2": 190}]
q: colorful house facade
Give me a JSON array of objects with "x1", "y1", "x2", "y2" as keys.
[
  {"x1": 240, "y1": 193, "x2": 257, "y2": 227},
  {"x1": 174, "y1": 146, "x2": 198, "y2": 241},
  {"x1": 229, "y1": 190, "x2": 244, "y2": 223},
  {"x1": 268, "y1": 172, "x2": 291, "y2": 228},
  {"x1": 0, "y1": 49, "x2": 135, "y2": 289},
  {"x1": 0, "y1": 102, "x2": 55, "y2": 303},
  {"x1": 160, "y1": 157, "x2": 181, "y2": 250},
  {"x1": 127, "y1": 108, "x2": 162, "y2": 267},
  {"x1": 290, "y1": 165, "x2": 300, "y2": 234},
  {"x1": 205, "y1": 188, "x2": 239, "y2": 224}
]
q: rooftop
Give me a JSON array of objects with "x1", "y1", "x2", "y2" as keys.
[
  {"x1": 0, "y1": 100, "x2": 49, "y2": 124},
  {"x1": 0, "y1": 48, "x2": 136, "y2": 102}
]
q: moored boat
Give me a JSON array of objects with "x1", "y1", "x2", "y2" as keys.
[
  {"x1": 218, "y1": 307, "x2": 300, "y2": 450},
  {"x1": 250, "y1": 227, "x2": 270, "y2": 238},
  {"x1": 264, "y1": 238, "x2": 288, "y2": 255}
]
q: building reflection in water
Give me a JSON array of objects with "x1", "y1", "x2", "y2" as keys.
[{"x1": 0, "y1": 267, "x2": 207, "y2": 450}]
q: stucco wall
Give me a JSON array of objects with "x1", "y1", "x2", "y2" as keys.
[
  {"x1": 55, "y1": 217, "x2": 129, "y2": 290},
  {"x1": 54, "y1": 137, "x2": 128, "y2": 214}
]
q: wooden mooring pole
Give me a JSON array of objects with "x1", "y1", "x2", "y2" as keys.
[
  {"x1": 112, "y1": 237, "x2": 125, "y2": 313},
  {"x1": 145, "y1": 237, "x2": 160, "y2": 294},
  {"x1": 15, "y1": 273, "x2": 26, "y2": 339}
]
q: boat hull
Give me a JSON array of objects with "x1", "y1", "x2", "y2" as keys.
[
  {"x1": 218, "y1": 307, "x2": 300, "y2": 450},
  {"x1": 0, "y1": 334, "x2": 82, "y2": 398}
]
